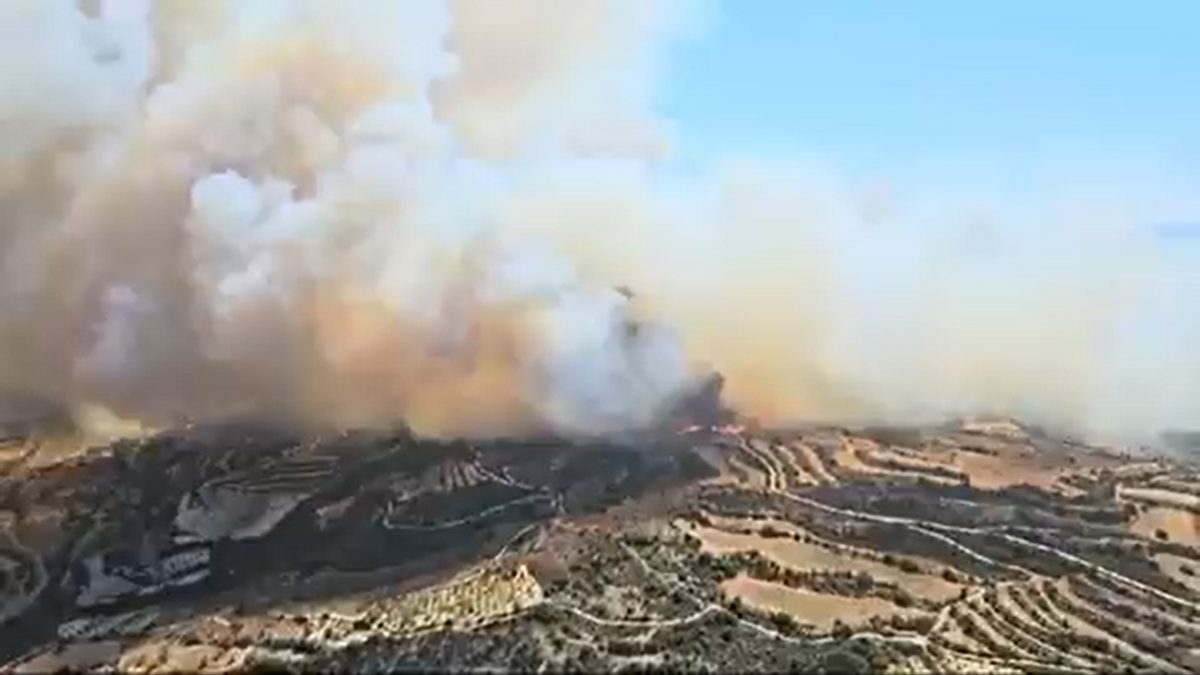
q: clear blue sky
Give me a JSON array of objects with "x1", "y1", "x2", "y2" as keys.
[{"x1": 659, "y1": 0, "x2": 1200, "y2": 189}]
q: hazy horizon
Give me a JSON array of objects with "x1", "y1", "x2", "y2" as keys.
[{"x1": 0, "y1": 1, "x2": 1197, "y2": 443}]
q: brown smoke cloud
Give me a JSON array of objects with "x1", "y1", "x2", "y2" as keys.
[
  {"x1": 0, "y1": 1, "x2": 1196, "y2": 443},
  {"x1": 0, "y1": 0, "x2": 704, "y2": 437}
]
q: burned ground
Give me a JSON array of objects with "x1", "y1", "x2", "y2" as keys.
[{"x1": 2, "y1": 417, "x2": 1200, "y2": 672}]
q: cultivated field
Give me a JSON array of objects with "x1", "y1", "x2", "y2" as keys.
[{"x1": 721, "y1": 574, "x2": 922, "y2": 630}]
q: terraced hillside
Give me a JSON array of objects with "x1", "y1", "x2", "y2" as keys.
[{"x1": 2, "y1": 417, "x2": 1200, "y2": 672}]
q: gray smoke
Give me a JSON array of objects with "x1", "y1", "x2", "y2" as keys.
[{"x1": 0, "y1": 0, "x2": 1196, "y2": 444}]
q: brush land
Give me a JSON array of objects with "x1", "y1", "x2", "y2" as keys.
[{"x1": 3, "y1": 417, "x2": 1200, "y2": 673}]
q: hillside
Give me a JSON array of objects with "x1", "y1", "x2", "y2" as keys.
[{"x1": 3, "y1": 418, "x2": 1200, "y2": 672}]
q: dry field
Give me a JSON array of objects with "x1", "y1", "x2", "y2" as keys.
[
  {"x1": 799, "y1": 428, "x2": 1122, "y2": 495},
  {"x1": 832, "y1": 438, "x2": 958, "y2": 484},
  {"x1": 720, "y1": 573, "x2": 922, "y2": 630},
  {"x1": 926, "y1": 573, "x2": 1200, "y2": 674},
  {"x1": 116, "y1": 642, "x2": 247, "y2": 674},
  {"x1": 690, "y1": 522, "x2": 962, "y2": 602},
  {"x1": 953, "y1": 452, "x2": 1055, "y2": 490},
  {"x1": 917, "y1": 440, "x2": 1118, "y2": 494},
  {"x1": 788, "y1": 441, "x2": 837, "y2": 484},
  {"x1": 1121, "y1": 486, "x2": 1200, "y2": 510},
  {"x1": 1155, "y1": 553, "x2": 1200, "y2": 594},
  {"x1": 1129, "y1": 506, "x2": 1199, "y2": 546}
]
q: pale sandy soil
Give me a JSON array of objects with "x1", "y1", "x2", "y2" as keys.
[
  {"x1": 1129, "y1": 506, "x2": 1200, "y2": 546},
  {"x1": 832, "y1": 438, "x2": 939, "y2": 483},
  {"x1": 987, "y1": 584, "x2": 1096, "y2": 668},
  {"x1": 1148, "y1": 477, "x2": 1200, "y2": 496},
  {"x1": 117, "y1": 642, "x2": 244, "y2": 674},
  {"x1": 788, "y1": 441, "x2": 837, "y2": 484},
  {"x1": 1120, "y1": 486, "x2": 1200, "y2": 510},
  {"x1": 0, "y1": 441, "x2": 27, "y2": 464},
  {"x1": 742, "y1": 439, "x2": 785, "y2": 490},
  {"x1": 938, "y1": 621, "x2": 990, "y2": 654},
  {"x1": 832, "y1": 437, "x2": 962, "y2": 485},
  {"x1": 913, "y1": 433, "x2": 1124, "y2": 495},
  {"x1": 995, "y1": 583, "x2": 1064, "y2": 637},
  {"x1": 720, "y1": 574, "x2": 922, "y2": 630},
  {"x1": 1056, "y1": 484, "x2": 1089, "y2": 499},
  {"x1": 1027, "y1": 579, "x2": 1186, "y2": 674},
  {"x1": 960, "y1": 419, "x2": 1027, "y2": 439},
  {"x1": 877, "y1": 444, "x2": 955, "y2": 469},
  {"x1": 859, "y1": 446, "x2": 963, "y2": 485},
  {"x1": 1155, "y1": 553, "x2": 1200, "y2": 595},
  {"x1": 726, "y1": 453, "x2": 768, "y2": 488},
  {"x1": 931, "y1": 433, "x2": 1011, "y2": 456},
  {"x1": 1058, "y1": 583, "x2": 1163, "y2": 647},
  {"x1": 959, "y1": 600, "x2": 1035, "y2": 660},
  {"x1": 23, "y1": 434, "x2": 94, "y2": 470},
  {"x1": 832, "y1": 438, "x2": 888, "y2": 475},
  {"x1": 692, "y1": 524, "x2": 962, "y2": 601},
  {"x1": 1114, "y1": 462, "x2": 1169, "y2": 479},
  {"x1": 767, "y1": 443, "x2": 817, "y2": 486},
  {"x1": 945, "y1": 451, "x2": 1063, "y2": 491},
  {"x1": 1047, "y1": 580, "x2": 1183, "y2": 673}
]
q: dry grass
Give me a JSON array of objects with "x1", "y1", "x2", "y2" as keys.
[
  {"x1": 768, "y1": 443, "x2": 817, "y2": 486},
  {"x1": 896, "y1": 434, "x2": 1125, "y2": 495},
  {"x1": 859, "y1": 445, "x2": 963, "y2": 485},
  {"x1": 1129, "y1": 507, "x2": 1200, "y2": 546},
  {"x1": 1114, "y1": 462, "x2": 1169, "y2": 479},
  {"x1": 116, "y1": 642, "x2": 243, "y2": 674},
  {"x1": 691, "y1": 523, "x2": 962, "y2": 601},
  {"x1": 958, "y1": 600, "x2": 1035, "y2": 660},
  {"x1": 23, "y1": 434, "x2": 94, "y2": 470},
  {"x1": 721, "y1": 574, "x2": 921, "y2": 630},
  {"x1": 1121, "y1": 487, "x2": 1200, "y2": 510},
  {"x1": 831, "y1": 436, "x2": 962, "y2": 485},
  {"x1": 1058, "y1": 582, "x2": 1163, "y2": 648},
  {"x1": 788, "y1": 441, "x2": 837, "y2": 484},
  {"x1": 947, "y1": 452, "x2": 1062, "y2": 491},
  {"x1": 0, "y1": 440, "x2": 28, "y2": 464},
  {"x1": 726, "y1": 453, "x2": 768, "y2": 488},
  {"x1": 1155, "y1": 553, "x2": 1200, "y2": 594},
  {"x1": 1050, "y1": 580, "x2": 1184, "y2": 672},
  {"x1": 831, "y1": 438, "x2": 894, "y2": 477},
  {"x1": 960, "y1": 419, "x2": 1027, "y2": 439}
]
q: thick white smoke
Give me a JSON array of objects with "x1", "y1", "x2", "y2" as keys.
[
  {"x1": 0, "y1": 0, "x2": 1196, "y2": 443},
  {"x1": 0, "y1": 0, "x2": 705, "y2": 437}
]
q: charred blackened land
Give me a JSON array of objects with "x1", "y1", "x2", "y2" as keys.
[
  {"x1": 0, "y1": 421, "x2": 721, "y2": 661},
  {"x1": 9, "y1": 417, "x2": 1200, "y2": 673}
]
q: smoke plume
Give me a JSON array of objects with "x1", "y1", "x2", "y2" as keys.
[{"x1": 0, "y1": 1, "x2": 1196, "y2": 442}]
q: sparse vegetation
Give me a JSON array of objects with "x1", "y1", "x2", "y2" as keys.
[{"x1": 6, "y1": 420, "x2": 1197, "y2": 673}]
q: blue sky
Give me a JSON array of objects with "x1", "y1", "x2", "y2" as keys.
[{"x1": 659, "y1": 0, "x2": 1200, "y2": 192}]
